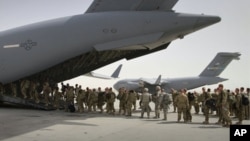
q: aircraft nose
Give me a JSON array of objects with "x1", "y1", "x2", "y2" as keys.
[{"x1": 194, "y1": 15, "x2": 221, "y2": 30}]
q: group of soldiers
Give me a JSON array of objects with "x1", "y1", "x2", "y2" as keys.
[
  {"x1": 172, "y1": 84, "x2": 250, "y2": 127},
  {"x1": 1, "y1": 81, "x2": 250, "y2": 127}
]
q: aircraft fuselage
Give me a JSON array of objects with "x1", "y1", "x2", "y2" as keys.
[{"x1": 0, "y1": 11, "x2": 220, "y2": 84}]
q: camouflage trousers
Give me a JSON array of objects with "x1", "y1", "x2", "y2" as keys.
[{"x1": 177, "y1": 107, "x2": 187, "y2": 122}]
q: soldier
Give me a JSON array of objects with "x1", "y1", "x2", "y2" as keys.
[
  {"x1": 126, "y1": 90, "x2": 137, "y2": 116},
  {"x1": 153, "y1": 86, "x2": 161, "y2": 118},
  {"x1": 43, "y1": 81, "x2": 51, "y2": 106},
  {"x1": 140, "y1": 88, "x2": 152, "y2": 119},
  {"x1": 30, "y1": 81, "x2": 40, "y2": 103},
  {"x1": 106, "y1": 88, "x2": 116, "y2": 114},
  {"x1": 211, "y1": 88, "x2": 219, "y2": 115},
  {"x1": 246, "y1": 88, "x2": 250, "y2": 120},
  {"x1": 199, "y1": 87, "x2": 207, "y2": 115},
  {"x1": 174, "y1": 89, "x2": 189, "y2": 123},
  {"x1": 235, "y1": 88, "x2": 244, "y2": 124},
  {"x1": 160, "y1": 89, "x2": 172, "y2": 120},
  {"x1": 87, "y1": 89, "x2": 95, "y2": 112},
  {"x1": 227, "y1": 89, "x2": 236, "y2": 116},
  {"x1": 64, "y1": 86, "x2": 75, "y2": 112},
  {"x1": 171, "y1": 88, "x2": 179, "y2": 113},
  {"x1": 202, "y1": 88, "x2": 212, "y2": 124},
  {"x1": 92, "y1": 88, "x2": 98, "y2": 111},
  {"x1": 54, "y1": 87, "x2": 62, "y2": 110},
  {"x1": 216, "y1": 84, "x2": 232, "y2": 127},
  {"x1": 187, "y1": 91, "x2": 197, "y2": 114},
  {"x1": 240, "y1": 87, "x2": 250, "y2": 120},
  {"x1": 97, "y1": 87, "x2": 105, "y2": 113},
  {"x1": 20, "y1": 79, "x2": 30, "y2": 99},
  {"x1": 185, "y1": 89, "x2": 192, "y2": 122},
  {"x1": 117, "y1": 87, "x2": 127, "y2": 115},
  {"x1": 77, "y1": 89, "x2": 86, "y2": 113}
]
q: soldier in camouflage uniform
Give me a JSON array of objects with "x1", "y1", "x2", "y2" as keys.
[
  {"x1": 30, "y1": 81, "x2": 40, "y2": 103},
  {"x1": 211, "y1": 88, "x2": 219, "y2": 115},
  {"x1": 97, "y1": 87, "x2": 106, "y2": 113},
  {"x1": 140, "y1": 88, "x2": 152, "y2": 119},
  {"x1": 160, "y1": 89, "x2": 172, "y2": 120},
  {"x1": 240, "y1": 87, "x2": 249, "y2": 120},
  {"x1": 54, "y1": 87, "x2": 62, "y2": 110},
  {"x1": 117, "y1": 87, "x2": 127, "y2": 115},
  {"x1": 202, "y1": 88, "x2": 212, "y2": 124},
  {"x1": 171, "y1": 88, "x2": 179, "y2": 113},
  {"x1": 246, "y1": 88, "x2": 250, "y2": 120},
  {"x1": 64, "y1": 86, "x2": 75, "y2": 112},
  {"x1": 43, "y1": 81, "x2": 51, "y2": 106},
  {"x1": 175, "y1": 89, "x2": 189, "y2": 123},
  {"x1": 106, "y1": 88, "x2": 116, "y2": 114},
  {"x1": 216, "y1": 84, "x2": 232, "y2": 127},
  {"x1": 235, "y1": 88, "x2": 244, "y2": 124},
  {"x1": 77, "y1": 89, "x2": 86, "y2": 113},
  {"x1": 153, "y1": 86, "x2": 161, "y2": 118},
  {"x1": 126, "y1": 90, "x2": 137, "y2": 116},
  {"x1": 227, "y1": 89, "x2": 236, "y2": 116},
  {"x1": 87, "y1": 89, "x2": 96, "y2": 112},
  {"x1": 20, "y1": 79, "x2": 30, "y2": 99}
]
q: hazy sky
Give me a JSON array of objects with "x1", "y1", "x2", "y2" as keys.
[{"x1": 0, "y1": 0, "x2": 249, "y2": 92}]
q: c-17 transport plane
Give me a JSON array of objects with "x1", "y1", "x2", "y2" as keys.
[
  {"x1": 0, "y1": 0, "x2": 220, "y2": 86},
  {"x1": 113, "y1": 52, "x2": 241, "y2": 93}
]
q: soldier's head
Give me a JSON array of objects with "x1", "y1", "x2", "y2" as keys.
[
  {"x1": 109, "y1": 88, "x2": 113, "y2": 92},
  {"x1": 156, "y1": 86, "x2": 161, "y2": 91},
  {"x1": 207, "y1": 88, "x2": 211, "y2": 93},
  {"x1": 247, "y1": 88, "x2": 250, "y2": 93},
  {"x1": 240, "y1": 87, "x2": 244, "y2": 92},
  {"x1": 144, "y1": 88, "x2": 149, "y2": 92},
  {"x1": 202, "y1": 87, "x2": 206, "y2": 92},
  {"x1": 217, "y1": 84, "x2": 224, "y2": 91},
  {"x1": 98, "y1": 87, "x2": 101, "y2": 91},
  {"x1": 235, "y1": 88, "x2": 239, "y2": 94}
]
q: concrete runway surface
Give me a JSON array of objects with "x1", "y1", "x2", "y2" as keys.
[{"x1": 0, "y1": 103, "x2": 249, "y2": 141}]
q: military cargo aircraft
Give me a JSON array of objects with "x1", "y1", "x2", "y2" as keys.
[
  {"x1": 113, "y1": 52, "x2": 241, "y2": 93},
  {"x1": 0, "y1": 0, "x2": 221, "y2": 85}
]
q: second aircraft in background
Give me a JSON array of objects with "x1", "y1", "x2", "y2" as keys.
[{"x1": 113, "y1": 52, "x2": 241, "y2": 93}]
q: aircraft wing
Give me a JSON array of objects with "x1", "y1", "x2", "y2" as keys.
[
  {"x1": 85, "y1": 64, "x2": 122, "y2": 79},
  {"x1": 85, "y1": 0, "x2": 178, "y2": 13}
]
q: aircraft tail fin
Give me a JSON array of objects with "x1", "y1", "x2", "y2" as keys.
[
  {"x1": 155, "y1": 75, "x2": 162, "y2": 85},
  {"x1": 111, "y1": 64, "x2": 123, "y2": 78},
  {"x1": 199, "y1": 52, "x2": 241, "y2": 77}
]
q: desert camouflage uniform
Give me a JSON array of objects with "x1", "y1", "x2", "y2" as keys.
[
  {"x1": 175, "y1": 90, "x2": 189, "y2": 122},
  {"x1": 140, "y1": 88, "x2": 152, "y2": 118},
  {"x1": 235, "y1": 89, "x2": 245, "y2": 124},
  {"x1": 126, "y1": 90, "x2": 137, "y2": 116}
]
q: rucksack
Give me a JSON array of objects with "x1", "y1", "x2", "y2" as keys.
[
  {"x1": 188, "y1": 93, "x2": 195, "y2": 101},
  {"x1": 205, "y1": 98, "x2": 217, "y2": 111},
  {"x1": 163, "y1": 94, "x2": 172, "y2": 105},
  {"x1": 242, "y1": 95, "x2": 249, "y2": 106}
]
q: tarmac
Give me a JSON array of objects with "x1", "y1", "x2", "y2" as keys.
[{"x1": 0, "y1": 103, "x2": 249, "y2": 141}]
